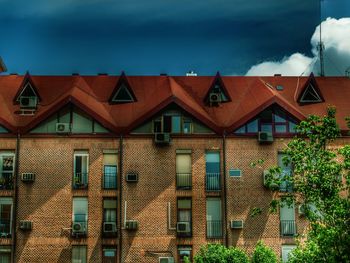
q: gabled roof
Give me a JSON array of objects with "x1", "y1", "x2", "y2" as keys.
[{"x1": 0, "y1": 74, "x2": 349, "y2": 135}]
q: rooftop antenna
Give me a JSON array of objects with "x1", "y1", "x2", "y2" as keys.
[{"x1": 317, "y1": 0, "x2": 325, "y2": 76}]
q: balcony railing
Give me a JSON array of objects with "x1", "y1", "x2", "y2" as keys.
[
  {"x1": 73, "y1": 172, "x2": 88, "y2": 189},
  {"x1": 280, "y1": 220, "x2": 296, "y2": 236},
  {"x1": 206, "y1": 220, "x2": 222, "y2": 238},
  {"x1": 0, "y1": 219, "x2": 11, "y2": 238},
  {"x1": 103, "y1": 173, "x2": 117, "y2": 189},
  {"x1": 176, "y1": 173, "x2": 192, "y2": 190},
  {"x1": 0, "y1": 173, "x2": 13, "y2": 190},
  {"x1": 206, "y1": 173, "x2": 221, "y2": 191}
]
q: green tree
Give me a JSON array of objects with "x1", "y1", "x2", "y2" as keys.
[
  {"x1": 190, "y1": 244, "x2": 249, "y2": 263},
  {"x1": 264, "y1": 107, "x2": 350, "y2": 262},
  {"x1": 251, "y1": 240, "x2": 278, "y2": 263}
]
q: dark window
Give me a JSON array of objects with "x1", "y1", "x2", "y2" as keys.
[
  {"x1": 112, "y1": 83, "x2": 134, "y2": 102},
  {"x1": 178, "y1": 246, "x2": 192, "y2": 263},
  {"x1": 0, "y1": 246, "x2": 11, "y2": 263},
  {"x1": 205, "y1": 152, "x2": 221, "y2": 191},
  {"x1": 300, "y1": 84, "x2": 322, "y2": 103},
  {"x1": 102, "y1": 247, "x2": 117, "y2": 263},
  {"x1": 73, "y1": 152, "x2": 88, "y2": 189},
  {"x1": 0, "y1": 199, "x2": 12, "y2": 238},
  {"x1": 177, "y1": 198, "x2": 192, "y2": 237}
]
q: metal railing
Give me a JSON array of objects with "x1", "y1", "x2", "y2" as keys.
[
  {"x1": 103, "y1": 173, "x2": 117, "y2": 189},
  {"x1": 206, "y1": 220, "x2": 222, "y2": 238},
  {"x1": 73, "y1": 172, "x2": 88, "y2": 189},
  {"x1": 0, "y1": 173, "x2": 13, "y2": 190},
  {"x1": 0, "y1": 219, "x2": 11, "y2": 238},
  {"x1": 280, "y1": 220, "x2": 296, "y2": 236},
  {"x1": 205, "y1": 173, "x2": 221, "y2": 191},
  {"x1": 176, "y1": 173, "x2": 192, "y2": 189}
]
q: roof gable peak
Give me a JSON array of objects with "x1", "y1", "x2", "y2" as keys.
[
  {"x1": 204, "y1": 72, "x2": 231, "y2": 106},
  {"x1": 298, "y1": 72, "x2": 324, "y2": 104},
  {"x1": 109, "y1": 72, "x2": 136, "y2": 104},
  {"x1": 13, "y1": 72, "x2": 41, "y2": 104}
]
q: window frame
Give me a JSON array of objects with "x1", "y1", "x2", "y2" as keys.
[
  {"x1": 177, "y1": 198, "x2": 192, "y2": 237},
  {"x1": 73, "y1": 151, "x2": 89, "y2": 189},
  {"x1": 0, "y1": 198, "x2": 13, "y2": 238},
  {"x1": 175, "y1": 151, "x2": 192, "y2": 190},
  {"x1": 0, "y1": 152, "x2": 15, "y2": 190},
  {"x1": 72, "y1": 245, "x2": 87, "y2": 263}
]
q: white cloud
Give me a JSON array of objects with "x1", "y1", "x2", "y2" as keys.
[{"x1": 245, "y1": 17, "x2": 350, "y2": 76}]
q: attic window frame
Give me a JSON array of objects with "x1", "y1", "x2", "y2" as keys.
[
  {"x1": 111, "y1": 83, "x2": 135, "y2": 103},
  {"x1": 299, "y1": 84, "x2": 322, "y2": 103},
  {"x1": 16, "y1": 82, "x2": 39, "y2": 102}
]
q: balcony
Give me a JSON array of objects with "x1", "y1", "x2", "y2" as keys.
[
  {"x1": 280, "y1": 180, "x2": 293, "y2": 192},
  {"x1": 0, "y1": 219, "x2": 11, "y2": 238},
  {"x1": 206, "y1": 173, "x2": 221, "y2": 191},
  {"x1": 176, "y1": 173, "x2": 192, "y2": 190},
  {"x1": 0, "y1": 173, "x2": 13, "y2": 190},
  {"x1": 103, "y1": 172, "x2": 117, "y2": 189},
  {"x1": 206, "y1": 220, "x2": 222, "y2": 238},
  {"x1": 73, "y1": 173, "x2": 88, "y2": 189},
  {"x1": 280, "y1": 220, "x2": 296, "y2": 237}
]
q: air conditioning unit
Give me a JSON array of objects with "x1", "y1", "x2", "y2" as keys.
[
  {"x1": 125, "y1": 220, "x2": 138, "y2": 230},
  {"x1": 209, "y1": 92, "x2": 221, "y2": 104},
  {"x1": 258, "y1": 132, "x2": 273, "y2": 144},
  {"x1": 103, "y1": 222, "x2": 117, "y2": 233},
  {"x1": 154, "y1": 133, "x2": 171, "y2": 145},
  {"x1": 263, "y1": 170, "x2": 279, "y2": 190},
  {"x1": 19, "y1": 220, "x2": 32, "y2": 230},
  {"x1": 126, "y1": 172, "x2": 138, "y2": 182},
  {"x1": 72, "y1": 222, "x2": 87, "y2": 236},
  {"x1": 21, "y1": 172, "x2": 35, "y2": 182},
  {"x1": 230, "y1": 220, "x2": 244, "y2": 229},
  {"x1": 56, "y1": 123, "x2": 71, "y2": 133},
  {"x1": 20, "y1": 96, "x2": 37, "y2": 109},
  {"x1": 176, "y1": 222, "x2": 191, "y2": 233},
  {"x1": 159, "y1": 257, "x2": 175, "y2": 263}
]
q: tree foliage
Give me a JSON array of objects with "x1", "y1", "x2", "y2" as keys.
[
  {"x1": 190, "y1": 244, "x2": 249, "y2": 263},
  {"x1": 251, "y1": 240, "x2": 278, "y2": 263},
  {"x1": 265, "y1": 107, "x2": 350, "y2": 262}
]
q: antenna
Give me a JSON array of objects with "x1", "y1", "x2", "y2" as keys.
[{"x1": 317, "y1": 0, "x2": 325, "y2": 76}]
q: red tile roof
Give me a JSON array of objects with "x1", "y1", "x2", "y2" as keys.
[{"x1": 0, "y1": 74, "x2": 349, "y2": 134}]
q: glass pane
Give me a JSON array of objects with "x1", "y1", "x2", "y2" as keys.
[
  {"x1": 234, "y1": 126, "x2": 245, "y2": 134},
  {"x1": 289, "y1": 121, "x2": 297, "y2": 133},
  {"x1": 0, "y1": 126, "x2": 8, "y2": 133},
  {"x1": 72, "y1": 111, "x2": 93, "y2": 133},
  {"x1": 183, "y1": 120, "x2": 192, "y2": 134},
  {"x1": 172, "y1": 116, "x2": 181, "y2": 133},
  {"x1": 260, "y1": 109, "x2": 272, "y2": 122},
  {"x1": 178, "y1": 210, "x2": 191, "y2": 221},
  {"x1": 261, "y1": 124, "x2": 272, "y2": 132},
  {"x1": 176, "y1": 154, "x2": 191, "y2": 174},
  {"x1": 275, "y1": 125, "x2": 287, "y2": 133},
  {"x1": 94, "y1": 122, "x2": 108, "y2": 133},
  {"x1": 206, "y1": 152, "x2": 220, "y2": 173},
  {"x1": 178, "y1": 199, "x2": 191, "y2": 209},
  {"x1": 274, "y1": 108, "x2": 287, "y2": 122},
  {"x1": 104, "y1": 165, "x2": 117, "y2": 189},
  {"x1": 73, "y1": 198, "x2": 88, "y2": 218},
  {"x1": 103, "y1": 154, "x2": 118, "y2": 165},
  {"x1": 103, "y1": 199, "x2": 117, "y2": 209},
  {"x1": 247, "y1": 119, "x2": 258, "y2": 133}
]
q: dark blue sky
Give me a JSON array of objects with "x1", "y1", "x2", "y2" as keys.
[{"x1": 0, "y1": 0, "x2": 349, "y2": 75}]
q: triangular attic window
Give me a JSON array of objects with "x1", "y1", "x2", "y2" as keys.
[
  {"x1": 0, "y1": 125, "x2": 9, "y2": 133},
  {"x1": 112, "y1": 83, "x2": 134, "y2": 103},
  {"x1": 299, "y1": 84, "x2": 322, "y2": 103},
  {"x1": 205, "y1": 73, "x2": 231, "y2": 106},
  {"x1": 16, "y1": 82, "x2": 38, "y2": 102}
]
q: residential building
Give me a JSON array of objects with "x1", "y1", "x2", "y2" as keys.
[{"x1": 0, "y1": 72, "x2": 349, "y2": 262}]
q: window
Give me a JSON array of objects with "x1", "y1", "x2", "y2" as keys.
[
  {"x1": 151, "y1": 109, "x2": 194, "y2": 135},
  {"x1": 278, "y1": 153, "x2": 293, "y2": 192},
  {"x1": 72, "y1": 197, "x2": 88, "y2": 236},
  {"x1": 234, "y1": 105, "x2": 298, "y2": 134},
  {"x1": 206, "y1": 198, "x2": 222, "y2": 238},
  {"x1": 281, "y1": 245, "x2": 296, "y2": 262},
  {"x1": 178, "y1": 246, "x2": 192, "y2": 263},
  {"x1": 0, "y1": 198, "x2": 13, "y2": 238},
  {"x1": 72, "y1": 246, "x2": 87, "y2": 263},
  {"x1": 176, "y1": 150, "x2": 192, "y2": 190},
  {"x1": 177, "y1": 198, "x2": 192, "y2": 237},
  {"x1": 205, "y1": 152, "x2": 221, "y2": 191},
  {"x1": 299, "y1": 84, "x2": 322, "y2": 103},
  {"x1": 229, "y1": 169, "x2": 241, "y2": 177},
  {"x1": 0, "y1": 126, "x2": 9, "y2": 134},
  {"x1": 0, "y1": 152, "x2": 14, "y2": 190},
  {"x1": 103, "y1": 199, "x2": 117, "y2": 236},
  {"x1": 0, "y1": 246, "x2": 11, "y2": 263},
  {"x1": 280, "y1": 200, "x2": 296, "y2": 237},
  {"x1": 73, "y1": 151, "x2": 89, "y2": 189},
  {"x1": 103, "y1": 151, "x2": 118, "y2": 189},
  {"x1": 102, "y1": 246, "x2": 117, "y2": 263}
]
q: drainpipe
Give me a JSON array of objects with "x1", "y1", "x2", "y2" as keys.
[
  {"x1": 12, "y1": 133, "x2": 20, "y2": 263},
  {"x1": 119, "y1": 135, "x2": 123, "y2": 263},
  {"x1": 222, "y1": 131, "x2": 228, "y2": 247}
]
